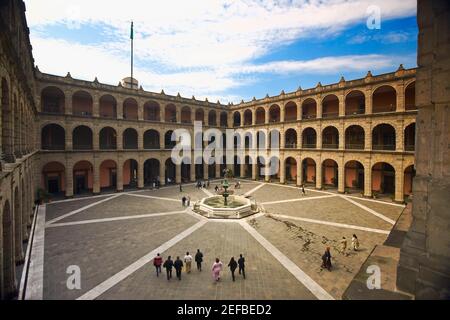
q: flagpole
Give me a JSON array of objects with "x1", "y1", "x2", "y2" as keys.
[{"x1": 130, "y1": 21, "x2": 134, "y2": 89}]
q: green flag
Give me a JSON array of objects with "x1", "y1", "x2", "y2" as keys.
[{"x1": 130, "y1": 21, "x2": 134, "y2": 39}]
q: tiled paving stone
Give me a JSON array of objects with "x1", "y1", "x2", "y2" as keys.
[
  {"x1": 263, "y1": 196, "x2": 393, "y2": 230},
  {"x1": 45, "y1": 195, "x2": 115, "y2": 222},
  {"x1": 345, "y1": 198, "x2": 405, "y2": 222},
  {"x1": 251, "y1": 215, "x2": 387, "y2": 299},
  {"x1": 43, "y1": 213, "x2": 198, "y2": 300},
  {"x1": 98, "y1": 221, "x2": 317, "y2": 300},
  {"x1": 252, "y1": 184, "x2": 325, "y2": 202},
  {"x1": 139, "y1": 184, "x2": 208, "y2": 202},
  {"x1": 55, "y1": 194, "x2": 184, "y2": 223}
]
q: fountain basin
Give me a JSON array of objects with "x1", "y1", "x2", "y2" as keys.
[{"x1": 195, "y1": 195, "x2": 257, "y2": 219}]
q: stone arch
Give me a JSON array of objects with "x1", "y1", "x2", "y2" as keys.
[
  {"x1": 1, "y1": 78, "x2": 14, "y2": 162},
  {"x1": 256, "y1": 130, "x2": 266, "y2": 149},
  {"x1": 269, "y1": 104, "x2": 280, "y2": 123},
  {"x1": 143, "y1": 129, "x2": 160, "y2": 149},
  {"x1": 195, "y1": 109, "x2": 204, "y2": 124},
  {"x1": 123, "y1": 159, "x2": 138, "y2": 189},
  {"x1": 181, "y1": 157, "x2": 191, "y2": 182},
  {"x1": 322, "y1": 159, "x2": 338, "y2": 187},
  {"x1": 372, "y1": 162, "x2": 396, "y2": 196},
  {"x1": 123, "y1": 128, "x2": 138, "y2": 149},
  {"x1": 405, "y1": 81, "x2": 416, "y2": 110},
  {"x1": 268, "y1": 129, "x2": 280, "y2": 148},
  {"x1": 321, "y1": 94, "x2": 339, "y2": 118},
  {"x1": 165, "y1": 158, "x2": 176, "y2": 184},
  {"x1": 13, "y1": 187, "x2": 23, "y2": 264},
  {"x1": 99, "y1": 94, "x2": 117, "y2": 118},
  {"x1": 72, "y1": 90, "x2": 93, "y2": 116},
  {"x1": 1, "y1": 200, "x2": 16, "y2": 299},
  {"x1": 123, "y1": 98, "x2": 139, "y2": 120},
  {"x1": 372, "y1": 85, "x2": 396, "y2": 113},
  {"x1": 73, "y1": 160, "x2": 93, "y2": 194},
  {"x1": 285, "y1": 128, "x2": 297, "y2": 148},
  {"x1": 255, "y1": 107, "x2": 265, "y2": 124},
  {"x1": 72, "y1": 125, "x2": 93, "y2": 150},
  {"x1": 345, "y1": 90, "x2": 365, "y2": 115},
  {"x1": 99, "y1": 160, "x2": 117, "y2": 191},
  {"x1": 302, "y1": 127, "x2": 317, "y2": 148},
  {"x1": 345, "y1": 125, "x2": 365, "y2": 150},
  {"x1": 99, "y1": 127, "x2": 117, "y2": 150},
  {"x1": 404, "y1": 165, "x2": 415, "y2": 196},
  {"x1": 181, "y1": 106, "x2": 191, "y2": 124},
  {"x1": 302, "y1": 98, "x2": 317, "y2": 119},
  {"x1": 285, "y1": 101, "x2": 297, "y2": 121},
  {"x1": 144, "y1": 158, "x2": 160, "y2": 186},
  {"x1": 404, "y1": 122, "x2": 416, "y2": 151},
  {"x1": 372, "y1": 123, "x2": 396, "y2": 150},
  {"x1": 41, "y1": 86, "x2": 65, "y2": 114},
  {"x1": 165, "y1": 104, "x2": 177, "y2": 122},
  {"x1": 164, "y1": 130, "x2": 176, "y2": 149},
  {"x1": 42, "y1": 161, "x2": 66, "y2": 195},
  {"x1": 208, "y1": 110, "x2": 217, "y2": 126},
  {"x1": 285, "y1": 157, "x2": 297, "y2": 182},
  {"x1": 233, "y1": 111, "x2": 241, "y2": 127},
  {"x1": 243, "y1": 109, "x2": 252, "y2": 125},
  {"x1": 41, "y1": 124, "x2": 65, "y2": 150},
  {"x1": 344, "y1": 160, "x2": 364, "y2": 191},
  {"x1": 302, "y1": 158, "x2": 316, "y2": 184},
  {"x1": 144, "y1": 100, "x2": 160, "y2": 121},
  {"x1": 322, "y1": 126, "x2": 339, "y2": 149},
  {"x1": 220, "y1": 111, "x2": 228, "y2": 127}
]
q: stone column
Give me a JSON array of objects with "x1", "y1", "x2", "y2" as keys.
[
  {"x1": 161, "y1": 165, "x2": 166, "y2": 185},
  {"x1": 396, "y1": 120, "x2": 404, "y2": 151},
  {"x1": 315, "y1": 160, "x2": 322, "y2": 189},
  {"x1": 160, "y1": 107, "x2": 165, "y2": 122},
  {"x1": 117, "y1": 127, "x2": 123, "y2": 150},
  {"x1": 280, "y1": 104, "x2": 285, "y2": 123},
  {"x1": 137, "y1": 159, "x2": 144, "y2": 188},
  {"x1": 176, "y1": 164, "x2": 181, "y2": 184},
  {"x1": 396, "y1": 84, "x2": 405, "y2": 112},
  {"x1": 394, "y1": 165, "x2": 404, "y2": 203},
  {"x1": 117, "y1": 160, "x2": 123, "y2": 192},
  {"x1": 280, "y1": 130, "x2": 285, "y2": 149},
  {"x1": 203, "y1": 163, "x2": 209, "y2": 180},
  {"x1": 93, "y1": 99, "x2": 100, "y2": 117},
  {"x1": 297, "y1": 100, "x2": 302, "y2": 120},
  {"x1": 93, "y1": 126, "x2": 99, "y2": 150},
  {"x1": 364, "y1": 122, "x2": 372, "y2": 151},
  {"x1": 338, "y1": 159, "x2": 345, "y2": 193},
  {"x1": 264, "y1": 165, "x2": 270, "y2": 182},
  {"x1": 338, "y1": 94, "x2": 345, "y2": 116},
  {"x1": 252, "y1": 109, "x2": 256, "y2": 126},
  {"x1": 296, "y1": 157, "x2": 302, "y2": 186},
  {"x1": 190, "y1": 165, "x2": 196, "y2": 182},
  {"x1": 280, "y1": 155, "x2": 286, "y2": 184},
  {"x1": 93, "y1": 162, "x2": 100, "y2": 194},
  {"x1": 316, "y1": 126, "x2": 322, "y2": 149},
  {"x1": 265, "y1": 109, "x2": 269, "y2": 124},
  {"x1": 65, "y1": 162, "x2": 74, "y2": 197},
  {"x1": 138, "y1": 101, "x2": 144, "y2": 121},
  {"x1": 138, "y1": 128, "x2": 144, "y2": 150},
  {"x1": 160, "y1": 130, "x2": 166, "y2": 149},
  {"x1": 215, "y1": 163, "x2": 221, "y2": 178},
  {"x1": 363, "y1": 162, "x2": 372, "y2": 197},
  {"x1": 317, "y1": 97, "x2": 322, "y2": 119},
  {"x1": 365, "y1": 89, "x2": 372, "y2": 114},
  {"x1": 240, "y1": 111, "x2": 244, "y2": 127},
  {"x1": 65, "y1": 124, "x2": 73, "y2": 151},
  {"x1": 240, "y1": 162, "x2": 246, "y2": 178},
  {"x1": 65, "y1": 91, "x2": 72, "y2": 115}
]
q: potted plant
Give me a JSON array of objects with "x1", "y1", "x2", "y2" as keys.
[{"x1": 36, "y1": 188, "x2": 51, "y2": 204}]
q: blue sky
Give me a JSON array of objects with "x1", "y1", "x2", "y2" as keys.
[{"x1": 24, "y1": 0, "x2": 417, "y2": 103}]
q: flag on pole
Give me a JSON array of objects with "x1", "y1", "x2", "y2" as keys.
[{"x1": 130, "y1": 21, "x2": 134, "y2": 39}]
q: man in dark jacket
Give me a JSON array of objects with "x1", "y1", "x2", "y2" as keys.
[
  {"x1": 195, "y1": 249, "x2": 203, "y2": 271},
  {"x1": 228, "y1": 257, "x2": 238, "y2": 281},
  {"x1": 174, "y1": 256, "x2": 184, "y2": 280},
  {"x1": 163, "y1": 256, "x2": 173, "y2": 280},
  {"x1": 238, "y1": 254, "x2": 246, "y2": 279}
]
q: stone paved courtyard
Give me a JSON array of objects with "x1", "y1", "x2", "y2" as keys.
[{"x1": 27, "y1": 180, "x2": 405, "y2": 300}]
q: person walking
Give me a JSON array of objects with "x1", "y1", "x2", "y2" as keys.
[
  {"x1": 163, "y1": 256, "x2": 173, "y2": 280},
  {"x1": 228, "y1": 257, "x2": 238, "y2": 281},
  {"x1": 215, "y1": 185, "x2": 219, "y2": 193},
  {"x1": 301, "y1": 184, "x2": 306, "y2": 196},
  {"x1": 321, "y1": 247, "x2": 332, "y2": 271},
  {"x1": 195, "y1": 249, "x2": 203, "y2": 271},
  {"x1": 352, "y1": 234, "x2": 360, "y2": 251},
  {"x1": 184, "y1": 252, "x2": 193, "y2": 273},
  {"x1": 211, "y1": 258, "x2": 223, "y2": 282},
  {"x1": 174, "y1": 256, "x2": 184, "y2": 280},
  {"x1": 238, "y1": 254, "x2": 246, "y2": 279},
  {"x1": 179, "y1": 183, "x2": 183, "y2": 192},
  {"x1": 340, "y1": 237, "x2": 347, "y2": 254},
  {"x1": 153, "y1": 253, "x2": 163, "y2": 277},
  {"x1": 182, "y1": 196, "x2": 187, "y2": 207},
  {"x1": 187, "y1": 196, "x2": 191, "y2": 207}
]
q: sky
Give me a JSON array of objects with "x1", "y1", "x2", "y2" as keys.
[{"x1": 24, "y1": 0, "x2": 418, "y2": 104}]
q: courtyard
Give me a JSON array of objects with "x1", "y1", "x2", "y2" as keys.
[{"x1": 26, "y1": 180, "x2": 405, "y2": 300}]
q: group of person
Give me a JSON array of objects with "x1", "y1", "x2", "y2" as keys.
[
  {"x1": 321, "y1": 234, "x2": 360, "y2": 271},
  {"x1": 181, "y1": 195, "x2": 191, "y2": 207},
  {"x1": 196, "y1": 180, "x2": 210, "y2": 189},
  {"x1": 152, "y1": 250, "x2": 246, "y2": 282}
]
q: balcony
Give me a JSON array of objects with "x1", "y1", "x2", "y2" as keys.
[
  {"x1": 322, "y1": 112, "x2": 339, "y2": 118},
  {"x1": 42, "y1": 144, "x2": 65, "y2": 151},
  {"x1": 302, "y1": 143, "x2": 316, "y2": 149},
  {"x1": 345, "y1": 143, "x2": 364, "y2": 150},
  {"x1": 372, "y1": 144, "x2": 395, "y2": 151},
  {"x1": 322, "y1": 143, "x2": 339, "y2": 149},
  {"x1": 285, "y1": 142, "x2": 297, "y2": 149}
]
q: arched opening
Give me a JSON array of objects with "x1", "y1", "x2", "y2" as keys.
[
  {"x1": 404, "y1": 123, "x2": 416, "y2": 151},
  {"x1": 405, "y1": 82, "x2": 416, "y2": 110},
  {"x1": 322, "y1": 126, "x2": 339, "y2": 149},
  {"x1": 285, "y1": 157, "x2": 297, "y2": 183},
  {"x1": 144, "y1": 159, "x2": 160, "y2": 186},
  {"x1": 302, "y1": 98, "x2": 317, "y2": 119},
  {"x1": 123, "y1": 128, "x2": 138, "y2": 149},
  {"x1": 404, "y1": 165, "x2": 415, "y2": 197},
  {"x1": 269, "y1": 157, "x2": 280, "y2": 180},
  {"x1": 2, "y1": 201, "x2": 16, "y2": 299},
  {"x1": 165, "y1": 130, "x2": 176, "y2": 149},
  {"x1": 269, "y1": 104, "x2": 280, "y2": 123},
  {"x1": 243, "y1": 109, "x2": 252, "y2": 125},
  {"x1": 208, "y1": 162, "x2": 216, "y2": 178},
  {"x1": 144, "y1": 129, "x2": 160, "y2": 149},
  {"x1": 257, "y1": 130, "x2": 266, "y2": 149},
  {"x1": 220, "y1": 112, "x2": 228, "y2": 127},
  {"x1": 256, "y1": 107, "x2": 265, "y2": 124},
  {"x1": 181, "y1": 106, "x2": 191, "y2": 124},
  {"x1": 372, "y1": 162, "x2": 395, "y2": 196},
  {"x1": 99, "y1": 95, "x2": 117, "y2": 118},
  {"x1": 285, "y1": 101, "x2": 297, "y2": 121},
  {"x1": 234, "y1": 155, "x2": 241, "y2": 177},
  {"x1": 302, "y1": 158, "x2": 316, "y2": 185},
  {"x1": 372, "y1": 124, "x2": 396, "y2": 150},
  {"x1": 72, "y1": 90, "x2": 93, "y2": 116},
  {"x1": 73, "y1": 161, "x2": 93, "y2": 194},
  {"x1": 244, "y1": 155, "x2": 251, "y2": 178},
  {"x1": 100, "y1": 160, "x2": 117, "y2": 191},
  {"x1": 257, "y1": 156, "x2": 266, "y2": 180},
  {"x1": 233, "y1": 111, "x2": 241, "y2": 127},
  {"x1": 372, "y1": 85, "x2": 396, "y2": 113},
  {"x1": 244, "y1": 132, "x2": 253, "y2": 149},
  {"x1": 42, "y1": 162, "x2": 66, "y2": 196},
  {"x1": 165, "y1": 158, "x2": 176, "y2": 184},
  {"x1": 165, "y1": 104, "x2": 177, "y2": 122},
  {"x1": 143, "y1": 100, "x2": 160, "y2": 121},
  {"x1": 285, "y1": 128, "x2": 297, "y2": 148},
  {"x1": 99, "y1": 127, "x2": 117, "y2": 149},
  {"x1": 1, "y1": 78, "x2": 14, "y2": 162},
  {"x1": 344, "y1": 160, "x2": 364, "y2": 192},
  {"x1": 41, "y1": 86, "x2": 65, "y2": 114},
  {"x1": 322, "y1": 95, "x2": 339, "y2": 118},
  {"x1": 123, "y1": 98, "x2": 138, "y2": 120},
  {"x1": 345, "y1": 90, "x2": 365, "y2": 115},
  {"x1": 181, "y1": 158, "x2": 191, "y2": 182},
  {"x1": 220, "y1": 155, "x2": 227, "y2": 177},
  {"x1": 208, "y1": 110, "x2": 217, "y2": 126},
  {"x1": 345, "y1": 125, "x2": 365, "y2": 150},
  {"x1": 72, "y1": 125, "x2": 93, "y2": 150},
  {"x1": 269, "y1": 129, "x2": 280, "y2": 149},
  {"x1": 195, "y1": 109, "x2": 204, "y2": 124},
  {"x1": 195, "y1": 158, "x2": 204, "y2": 180},
  {"x1": 322, "y1": 159, "x2": 338, "y2": 187},
  {"x1": 41, "y1": 124, "x2": 65, "y2": 150},
  {"x1": 302, "y1": 128, "x2": 317, "y2": 148},
  {"x1": 123, "y1": 159, "x2": 138, "y2": 189}
]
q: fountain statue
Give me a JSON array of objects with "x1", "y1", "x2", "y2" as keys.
[{"x1": 222, "y1": 179, "x2": 230, "y2": 206}]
